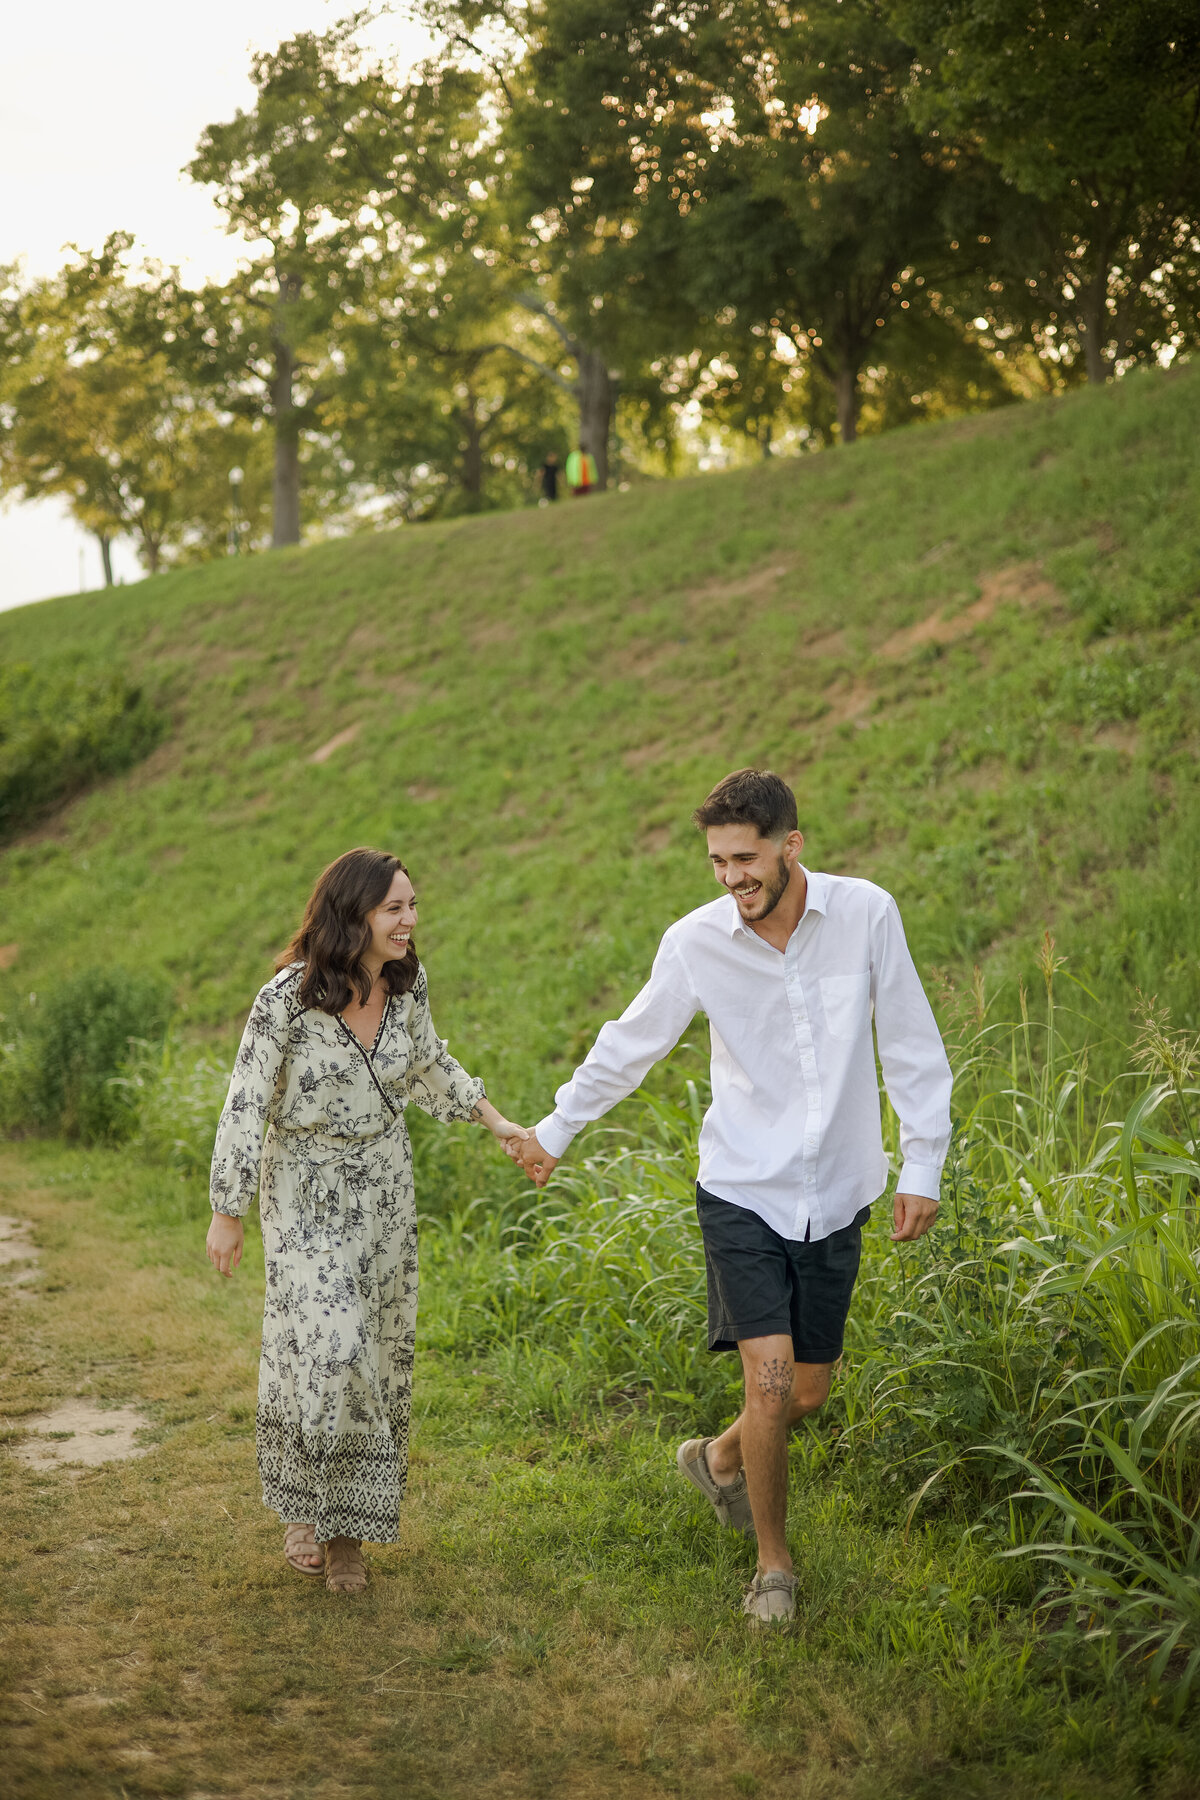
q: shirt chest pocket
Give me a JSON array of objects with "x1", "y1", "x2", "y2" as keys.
[{"x1": 819, "y1": 972, "x2": 872, "y2": 1041}]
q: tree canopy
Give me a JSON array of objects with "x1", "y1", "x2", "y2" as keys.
[{"x1": 3, "y1": 3, "x2": 1198, "y2": 577}]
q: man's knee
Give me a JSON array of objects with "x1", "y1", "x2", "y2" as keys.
[
  {"x1": 790, "y1": 1365, "x2": 833, "y2": 1420},
  {"x1": 744, "y1": 1348, "x2": 796, "y2": 1418}
]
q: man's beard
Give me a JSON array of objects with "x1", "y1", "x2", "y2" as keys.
[{"x1": 737, "y1": 854, "x2": 791, "y2": 920}]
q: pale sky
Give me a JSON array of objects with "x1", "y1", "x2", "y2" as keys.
[{"x1": 0, "y1": 0, "x2": 430, "y2": 614}]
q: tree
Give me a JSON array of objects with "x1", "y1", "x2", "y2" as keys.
[
  {"x1": 331, "y1": 258, "x2": 573, "y2": 518},
  {"x1": 437, "y1": 0, "x2": 976, "y2": 448},
  {"x1": 0, "y1": 238, "x2": 256, "y2": 579},
  {"x1": 896, "y1": 0, "x2": 1200, "y2": 381},
  {"x1": 416, "y1": 0, "x2": 702, "y2": 486},
  {"x1": 185, "y1": 22, "x2": 490, "y2": 543},
  {"x1": 675, "y1": 0, "x2": 979, "y2": 444}
]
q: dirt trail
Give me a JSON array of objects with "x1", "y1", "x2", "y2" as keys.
[
  {"x1": 0, "y1": 1214, "x2": 39, "y2": 1294},
  {"x1": 13, "y1": 1400, "x2": 151, "y2": 1472}
]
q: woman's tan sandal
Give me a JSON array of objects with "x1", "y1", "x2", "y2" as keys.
[
  {"x1": 284, "y1": 1523, "x2": 325, "y2": 1577},
  {"x1": 742, "y1": 1569, "x2": 796, "y2": 1626},
  {"x1": 676, "y1": 1437, "x2": 756, "y2": 1535},
  {"x1": 324, "y1": 1537, "x2": 368, "y2": 1594}
]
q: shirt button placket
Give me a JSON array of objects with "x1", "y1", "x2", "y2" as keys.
[{"x1": 786, "y1": 933, "x2": 823, "y2": 1241}]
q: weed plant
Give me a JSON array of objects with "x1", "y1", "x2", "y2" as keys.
[{"x1": 0, "y1": 967, "x2": 171, "y2": 1141}]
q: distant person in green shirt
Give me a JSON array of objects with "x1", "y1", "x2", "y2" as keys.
[{"x1": 565, "y1": 447, "x2": 597, "y2": 495}]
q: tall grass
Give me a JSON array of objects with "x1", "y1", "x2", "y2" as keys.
[{"x1": 423, "y1": 949, "x2": 1200, "y2": 1705}]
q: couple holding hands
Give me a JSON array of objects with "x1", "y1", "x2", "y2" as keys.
[{"x1": 206, "y1": 768, "x2": 951, "y2": 1620}]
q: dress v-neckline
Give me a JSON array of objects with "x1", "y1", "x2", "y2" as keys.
[{"x1": 338, "y1": 993, "x2": 390, "y2": 1059}]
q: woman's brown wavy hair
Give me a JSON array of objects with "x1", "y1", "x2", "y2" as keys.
[{"x1": 276, "y1": 847, "x2": 419, "y2": 1014}]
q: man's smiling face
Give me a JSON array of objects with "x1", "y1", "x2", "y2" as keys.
[{"x1": 706, "y1": 822, "x2": 804, "y2": 922}]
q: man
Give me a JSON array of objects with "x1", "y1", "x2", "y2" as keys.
[
  {"x1": 537, "y1": 451, "x2": 560, "y2": 503},
  {"x1": 511, "y1": 768, "x2": 952, "y2": 1626}
]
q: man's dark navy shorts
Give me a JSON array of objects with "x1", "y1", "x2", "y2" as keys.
[{"x1": 696, "y1": 1183, "x2": 871, "y2": 1360}]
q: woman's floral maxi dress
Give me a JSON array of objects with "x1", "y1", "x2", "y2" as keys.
[{"x1": 210, "y1": 962, "x2": 485, "y2": 1543}]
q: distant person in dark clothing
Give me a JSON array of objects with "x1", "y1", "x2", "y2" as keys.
[
  {"x1": 538, "y1": 453, "x2": 560, "y2": 503},
  {"x1": 565, "y1": 448, "x2": 597, "y2": 496}
]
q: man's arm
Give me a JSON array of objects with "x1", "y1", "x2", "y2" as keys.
[
  {"x1": 513, "y1": 937, "x2": 697, "y2": 1187},
  {"x1": 869, "y1": 896, "x2": 953, "y2": 1243}
]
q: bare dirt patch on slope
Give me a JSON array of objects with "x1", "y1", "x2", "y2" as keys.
[
  {"x1": 817, "y1": 561, "x2": 1059, "y2": 729},
  {"x1": 309, "y1": 722, "x2": 362, "y2": 764}
]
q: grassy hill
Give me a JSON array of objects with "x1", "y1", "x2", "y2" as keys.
[
  {"x1": 4, "y1": 367, "x2": 1200, "y2": 1796},
  {"x1": 1, "y1": 361, "x2": 1198, "y2": 1144}
]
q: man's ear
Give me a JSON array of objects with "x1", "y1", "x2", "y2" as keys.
[{"x1": 783, "y1": 829, "x2": 805, "y2": 865}]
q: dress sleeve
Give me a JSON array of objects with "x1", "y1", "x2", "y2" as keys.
[
  {"x1": 403, "y1": 968, "x2": 486, "y2": 1124},
  {"x1": 209, "y1": 980, "x2": 293, "y2": 1217}
]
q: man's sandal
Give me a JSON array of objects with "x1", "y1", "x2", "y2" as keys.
[
  {"x1": 284, "y1": 1523, "x2": 324, "y2": 1578},
  {"x1": 676, "y1": 1437, "x2": 756, "y2": 1535},
  {"x1": 324, "y1": 1537, "x2": 368, "y2": 1595},
  {"x1": 742, "y1": 1569, "x2": 796, "y2": 1626}
]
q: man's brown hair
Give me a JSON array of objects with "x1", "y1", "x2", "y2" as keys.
[{"x1": 692, "y1": 768, "x2": 798, "y2": 840}]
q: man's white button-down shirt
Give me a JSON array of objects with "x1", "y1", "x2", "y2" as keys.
[{"x1": 534, "y1": 870, "x2": 953, "y2": 1243}]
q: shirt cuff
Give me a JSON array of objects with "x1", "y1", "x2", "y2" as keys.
[
  {"x1": 534, "y1": 1111, "x2": 578, "y2": 1161},
  {"x1": 897, "y1": 1161, "x2": 943, "y2": 1201}
]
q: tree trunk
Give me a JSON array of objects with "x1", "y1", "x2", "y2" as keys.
[
  {"x1": 576, "y1": 346, "x2": 615, "y2": 490},
  {"x1": 460, "y1": 400, "x2": 485, "y2": 510},
  {"x1": 1078, "y1": 233, "x2": 1114, "y2": 384},
  {"x1": 97, "y1": 533, "x2": 114, "y2": 587},
  {"x1": 271, "y1": 336, "x2": 301, "y2": 546},
  {"x1": 1079, "y1": 301, "x2": 1111, "y2": 384},
  {"x1": 834, "y1": 363, "x2": 858, "y2": 445}
]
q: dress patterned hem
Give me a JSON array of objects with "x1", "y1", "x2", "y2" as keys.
[
  {"x1": 210, "y1": 960, "x2": 485, "y2": 1544},
  {"x1": 256, "y1": 1404, "x2": 410, "y2": 1542}
]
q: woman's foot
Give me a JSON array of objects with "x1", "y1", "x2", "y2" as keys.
[
  {"x1": 324, "y1": 1536, "x2": 368, "y2": 1594},
  {"x1": 284, "y1": 1523, "x2": 324, "y2": 1577}
]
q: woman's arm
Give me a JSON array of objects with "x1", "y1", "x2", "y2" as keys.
[
  {"x1": 402, "y1": 969, "x2": 490, "y2": 1124},
  {"x1": 469, "y1": 1095, "x2": 528, "y2": 1151},
  {"x1": 206, "y1": 980, "x2": 293, "y2": 1276}
]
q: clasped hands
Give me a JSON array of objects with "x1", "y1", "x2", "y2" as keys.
[
  {"x1": 500, "y1": 1125, "x2": 558, "y2": 1188},
  {"x1": 476, "y1": 1102, "x2": 557, "y2": 1187}
]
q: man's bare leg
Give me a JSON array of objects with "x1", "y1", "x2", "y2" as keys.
[{"x1": 706, "y1": 1337, "x2": 833, "y2": 1572}]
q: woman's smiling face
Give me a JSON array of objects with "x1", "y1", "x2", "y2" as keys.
[{"x1": 364, "y1": 868, "x2": 418, "y2": 971}]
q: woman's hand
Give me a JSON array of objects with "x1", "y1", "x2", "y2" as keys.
[
  {"x1": 471, "y1": 1099, "x2": 529, "y2": 1153},
  {"x1": 207, "y1": 1211, "x2": 245, "y2": 1278},
  {"x1": 489, "y1": 1115, "x2": 530, "y2": 1153}
]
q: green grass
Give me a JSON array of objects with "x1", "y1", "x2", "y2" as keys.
[
  {"x1": 3, "y1": 1142, "x2": 1199, "y2": 1799},
  {"x1": 3, "y1": 365, "x2": 1200, "y2": 1788}
]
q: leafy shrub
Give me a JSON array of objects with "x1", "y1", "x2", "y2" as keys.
[
  {"x1": 117, "y1": 1034, "x2": 230, "y2": 1175},
  {"x1": 0, "y1": 661, "x2": 167, "y2": 841},
  {"x1": 21, "y1": 968, "x2": 173, "y2": 1142}
]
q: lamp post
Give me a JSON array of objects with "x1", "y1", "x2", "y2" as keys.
[{"x1": 228, "y1": 466, "x2": 244, "y2": 555}]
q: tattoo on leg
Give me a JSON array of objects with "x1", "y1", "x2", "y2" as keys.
[{"x1": 756, "y1": 1356, "x2": 795, "y2": 1403}]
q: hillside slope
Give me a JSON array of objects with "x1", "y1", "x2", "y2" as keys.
[{"x1": 1, "y1": 365, "x2": 1198, "y2": 1158}]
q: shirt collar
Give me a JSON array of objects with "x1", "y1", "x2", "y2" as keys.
[{"x1": 727, "y1": 866, "x2": 827, "y2": 938}]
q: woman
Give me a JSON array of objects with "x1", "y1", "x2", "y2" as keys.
[{"x1": 205, "y1": 848, "x2": 525, "y2": 1593}]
